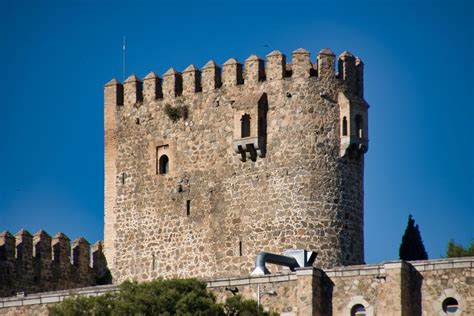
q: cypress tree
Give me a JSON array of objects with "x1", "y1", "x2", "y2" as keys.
[{"x1": 399, "y1": 214, "x2": 428, "y2": 261}]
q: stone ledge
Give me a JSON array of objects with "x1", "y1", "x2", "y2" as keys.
[
  {"x1": 0, "y1": 285, "x2": 119, "y2": 308},
  {"x1": 206, "y1": 271, "x2": 298, "y2": 288},
  {"x1": 409, "y1": 257, "x2": 474, "y2": 272}
]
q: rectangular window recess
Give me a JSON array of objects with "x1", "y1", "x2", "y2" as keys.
[{"x1": 186, "y1": 200, "x2": 191, "y2": 216}]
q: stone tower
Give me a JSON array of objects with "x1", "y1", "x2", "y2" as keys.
[{"x1": 104, "y1": 48, "x2": 369, "y2": 283}]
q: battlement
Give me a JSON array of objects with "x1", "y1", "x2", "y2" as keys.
[
  {"x1": 0, "y1": 229, "x2": 109, "y2": 298},
  {"x1": 104, "y1": 48, "x2": 364, "y2": 105}
]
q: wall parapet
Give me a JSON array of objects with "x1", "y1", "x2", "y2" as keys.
[
  {"x1": 104, "y1": 48, "x2": 364, "y2": 106},
  {"x1": 0, "y1": 229, "x2": 109, "y2": 298}
]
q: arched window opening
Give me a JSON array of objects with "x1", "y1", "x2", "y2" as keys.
[
  {"x1": 443, "y1": 297, "x2": 459, "y2": 314},
  {"x1": 351, "y1": 304, "x2": 366, "y2": 316},
  {"x1": 159, "y1": 155, "x2": 169, "y2": 175},
  {"x1": 342, "y1": 116, "x2": 348, "y2": 136},
  {"x1": 241, "y1": 113, "x2": 251, "y2": 138},
  {"x1": 355, "y1": 114, "x2": 363, "y2": 138}
]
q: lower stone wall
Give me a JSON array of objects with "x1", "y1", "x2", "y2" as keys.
[
  {"x1": 326, "y1": 258, "x2": 474, "y2": 316},
  {"x1": 1, "y1": 258, "x2": 472, "y2": 316},
  {"x1": 412, "y1": 258, "x2": 474, "y2": 315}
]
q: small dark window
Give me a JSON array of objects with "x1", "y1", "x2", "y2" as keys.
[
  {"x1": 241, "y1": 114, "x2": 251, "y2": 138},
  {"x1": 159, "y1": 155, "x2": 169, "y2": 174},
  {"x1": 342, "y1": 116, "x2": 348, "y2": 136},
  {"x1": 351, "y1": 304, "x2": 366, "y2": 316},
  {"x1": 239, "y1": 241, "x2": 243, "y2": 256},
  {"x1": 186, "y1": 200, "x2": 191, "y2": 216},
  {"x1": 355, "y1": 114, "x2": 363, "y2": 138},
  {"x1": 135, "y1": 118, "x2": 140, "y2": 125},
  {"x1": 121, "y1": 173, "x2": 125, "y2": 184},
  {"x1": 443, "y1": 297, "x2": 459, "y2": 314}
]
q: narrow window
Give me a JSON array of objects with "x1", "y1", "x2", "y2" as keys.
[
  {"x1": 159, "y1": 155, "x2": 169, "y2": 174},
  {"x1": 241, "y1": 114, "x2": 251, "y2": 138},
  {"x1": 186, "y1": 200, "x2": 191, "y2": 216},
  {"x1": 121, "y1": 173, "x2": 125, "y2": 184},
  {"x1": 239, "y1": 241, "x2": 243, "y2": 256},
  {"x1": 351, "y1": 304, "x2": 366, "y2": 316},
  {"x1": 135, "y1": 118, "x2": 140, "y2": 125},
  {"x1": 355, "y1": 114, "x2": 363, "y2": 138},
  {"x1": 342, "y1": 116, "x2": 348, "y2": 136}
]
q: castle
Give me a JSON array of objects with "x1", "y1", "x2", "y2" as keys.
[
  {"x1": 1, "y1": 48, "x2": 472, "y2": 316},
  {"x1": 104, "y1": 47, "x2": 368, "y2": 282}
]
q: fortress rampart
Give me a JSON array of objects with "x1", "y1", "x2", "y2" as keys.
[
  {"x1": 106, "y1": 48, "x2": 364, "y2": 105},
  {"x1": 104, "y1": 48, "x2": 369, "y2": 282},
  {"x1": 0, "y1": 230, "x2": 108, "y2": 298}
]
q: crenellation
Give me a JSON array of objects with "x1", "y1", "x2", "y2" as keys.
[
  {"x1": 162, "y1": 68, "x2": 182, "y2": 98},
  {"x1": 0, "y1": 230, "x2": 107, "y2": 297},
  {"x1": 104, "y1": 78, "x2": 124, "y2": 106},
  {"x1": 101, "y1": 48, "x2": 364, "y2": 107},
  {"x1": 355, "y1": 57, "x2": 364, "y2": 97},
  {"x1": 0, "y1": 231, "x2": 15, "y2": 296},
  {"x1": 143, "y1": 71, "x2": 162, "y2": 101},
  {"x1": 201, "y1": 60, "x2": 222, "y2": 92},
  {"x1": 244, "y1": 54, "x2": 265, "y2": 85},
  {"x1": 52, "y1": 233, "x2": 71, "y2": 285},
  {"x1": 124, "y1": 74, "x2": 143, "y2": 105},
  {"x1": 182, "y1": 64, "x2": 202, "y2": 96},
  {"x1": 338, "y1": 51, "x2": 357, "y2": 92},
  {"x1": 291, "y1": 48, "x2": 312, "y2": 78},
  {"x1": 317, "y1": 48, "x2": 336, "y2": 79},
  {"x1": 33, "y1": 230, "x2": 52, "y2": 289},
  {"x1": 265, "y1": 50, "x2": 286, "y2": 80},
  {"x1": 92, "y1": 241, "x2": 107, "y2": 278},
  {"x1": 222, "y1": 58, "x2": 243, "y2": 87},
  {"x1": 72, "y1": 237, "x2": 93, "y2": 286},
  {"x1": 15, "y1": 229, "x2": 34, "y2": 290}
]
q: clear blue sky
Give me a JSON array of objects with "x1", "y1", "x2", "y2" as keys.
[{"x1": 1, "y1": 0, "x2": 472, "y2": 264}]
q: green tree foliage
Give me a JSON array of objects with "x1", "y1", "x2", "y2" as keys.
[
  {"x1": 164, "y1": 104, "x2": 188, "y2": 122},
  {"x1": 446, "y1": 240, "x2": 474, "y2": 258},
  {"x1": 399, "y1": 214, "x2": 428, "y2": 261},
  {"x1": 49, "y1": 279, "x2": 279, "y2": 316}
]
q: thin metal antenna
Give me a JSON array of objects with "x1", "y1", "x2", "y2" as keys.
[{"x1": 122, "y1": 36, "x2": 126, "y2": 82}]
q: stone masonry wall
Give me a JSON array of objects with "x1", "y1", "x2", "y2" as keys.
[
  {"x1": 0, "y1": 230, "x2": 108, "y2": 298},
  {"x1": 1, "y1": 258, "x2": 472, "y2": 316},
  {"x1": 326, "y1": 258, "x2": 474, "y2": 316},
  {"x1": 104, "y1": 48, "x2": 369, "y2": 283}
]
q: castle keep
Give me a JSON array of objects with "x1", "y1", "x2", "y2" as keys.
[{"x1": 104, "y1": 48, "x2": 369, "y2": 282}]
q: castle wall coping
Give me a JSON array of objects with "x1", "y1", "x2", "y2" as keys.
[
  {"x1": 324, "y1": 257, "x2": 474, "y2": 278},
  {"x1": 207, "y1": 271, "x2": 300, "y2": 288},
  {"x1": 0, "y1": 284, "x2": 119, "y2": 308},
  {"x1": 409, "y1": 257, "x2": 474, "y2": 271}
]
